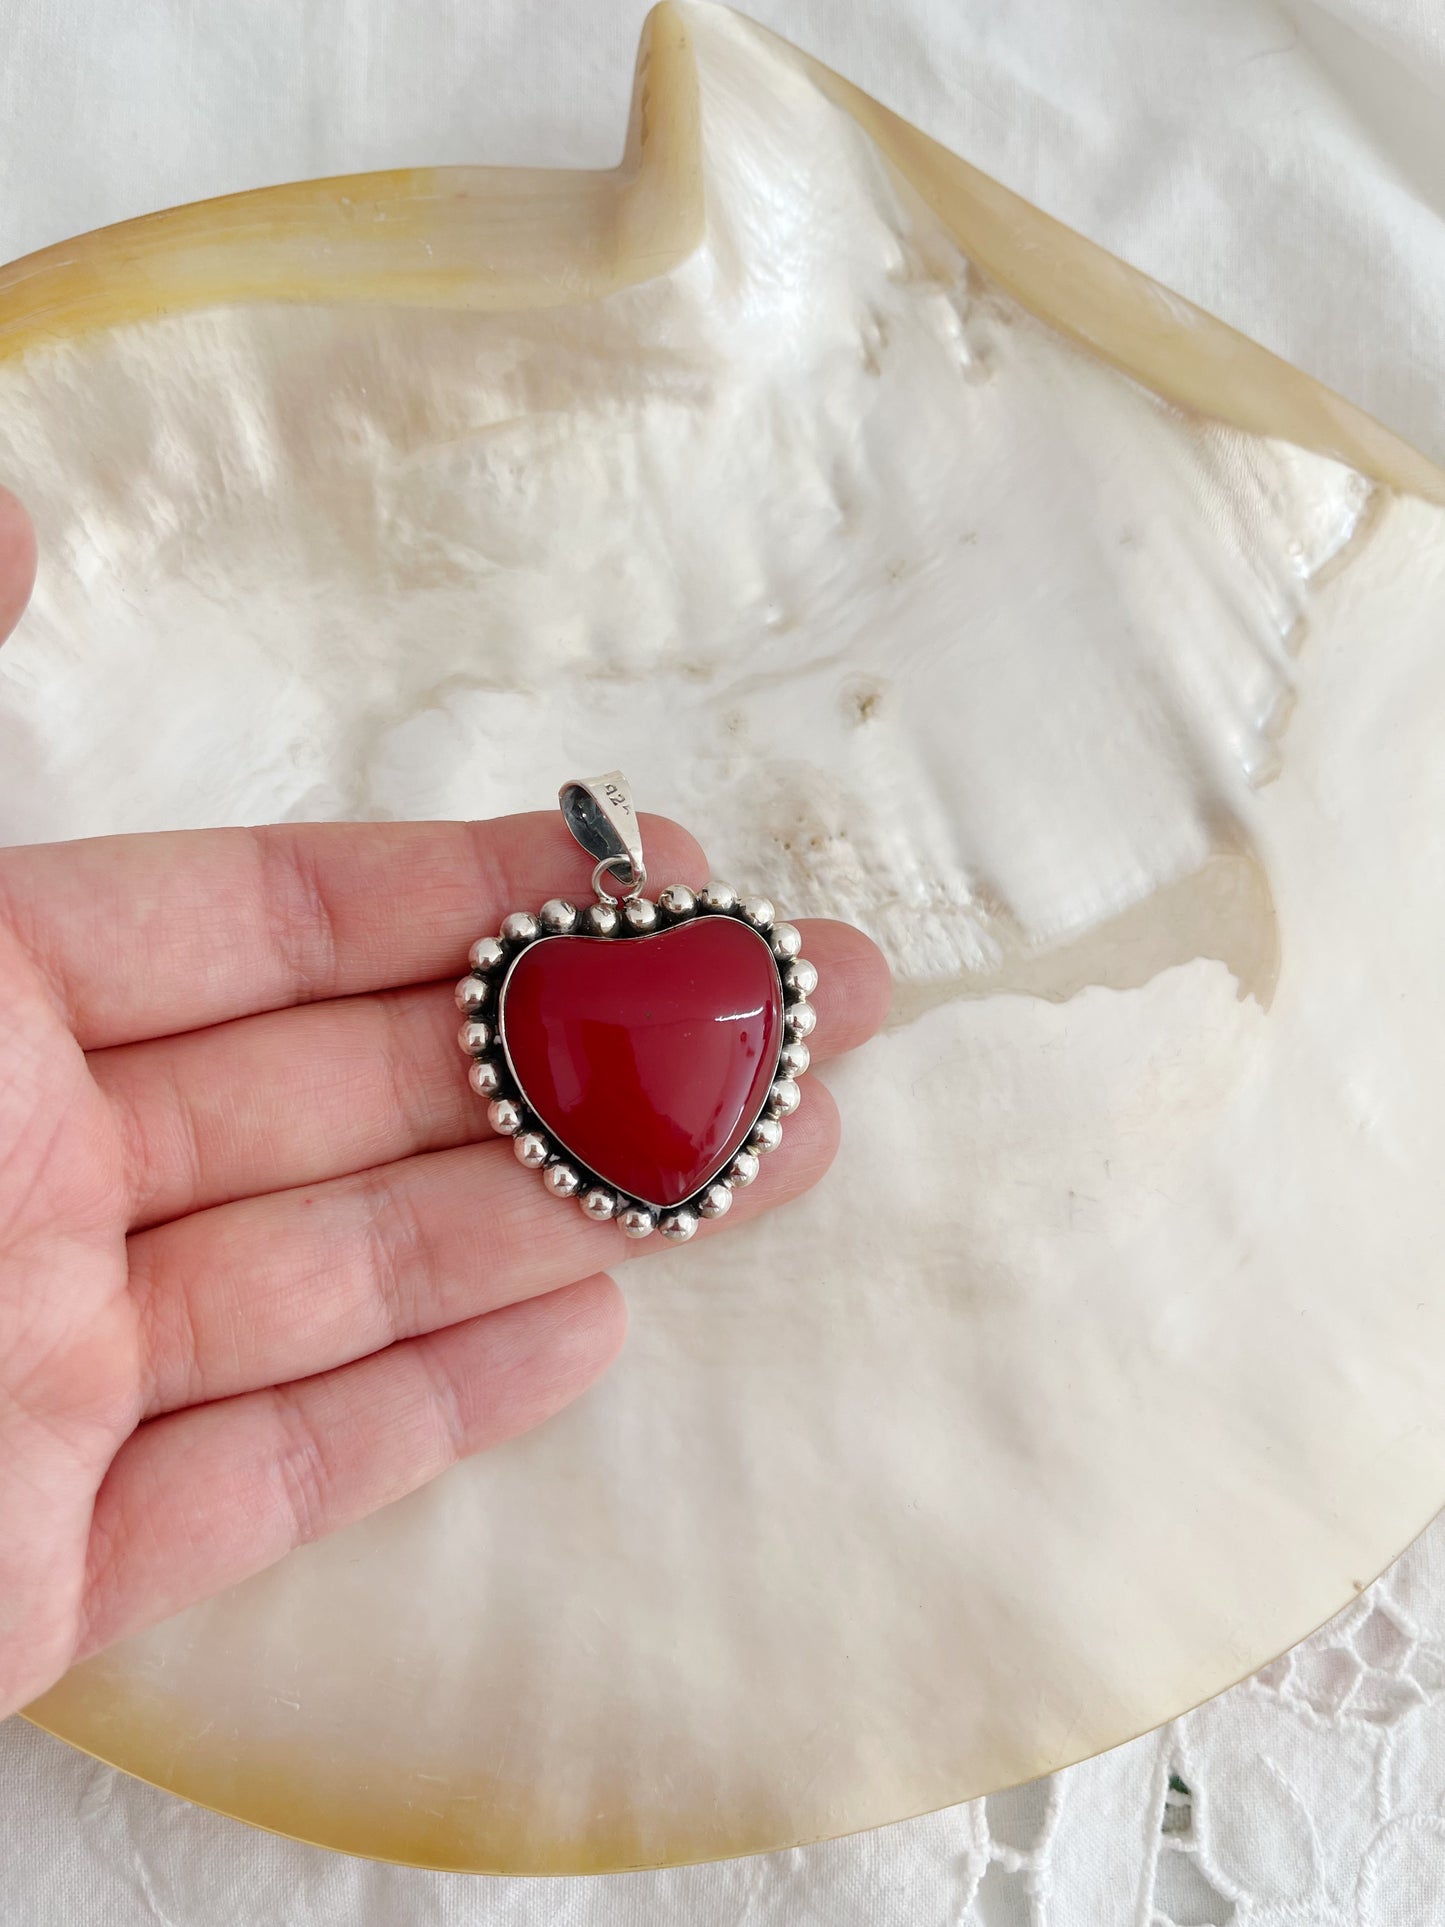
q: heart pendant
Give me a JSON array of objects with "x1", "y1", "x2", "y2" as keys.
[{"x1": 454, "y1": 773, "x2": 818, "y2": 1242}]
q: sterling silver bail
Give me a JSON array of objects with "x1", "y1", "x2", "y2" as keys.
[{"x1": 559, "y1": 770, "x2": 648, "y2": 905}]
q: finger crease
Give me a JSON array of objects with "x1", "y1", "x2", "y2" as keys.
[
  {"x1": 268, "y1": 1389, "x2": 339, "y2": 1549},
  {"x1": 251, "y1": 827, "x2": 341, "y2": 1007},
  {"x1": 128, "y1": 1234, "x2": 206, "y2": 1414},
  {"x1": 108, "y1": 1052, "x2": 207, "y2": 1226},
  {"x1": 413, "y1": 1340, "x2": 470, "y2": 1465},
  {"x1": 464, "y1": 822, "x2": 524, "y2": 936},
  {"x1": 376, "y1": 992, "x2": 437, "y2": 1155},
  {"x1": 355, "y1": 1165, "x2": 428, "y2": 1348}
]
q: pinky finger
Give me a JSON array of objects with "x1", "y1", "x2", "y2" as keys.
[{"x1": 76, "y1": 1275, "x2": 625, "y2": 1662}]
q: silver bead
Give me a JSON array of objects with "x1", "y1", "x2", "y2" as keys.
[
  {"x1": 749, "y1": 1114, "x2": 784, "y2": 1155},
  {"x1": 487, "y1": 1097, "x2": 524, "y2": 1136},
  {"x1": 767, "y1": 1077, "x2": 802, "y2": 1119},
  {"x1": 454, "y1": 974, "x2": 491, "y2": 1014},
  {"x1": 457, "y1": 1017, "x2": 492, "y2": 1055},
  {"x1": 500, "y1": 911, "x2": 539, "y2": 945},
  {"x1": 658, "y1": 883, "x2": 698, "y2": 921},
  {"x1": 583, "y1": 902, "x2": 619, "y2": 937},
  {"x1": 740, "y1": 895, "x2": 775, "y2": 931},
  {"x1": 468, "y1": 935, "x2": 506, "y2": 974},
  {"x1": 697, "y1": 1181, "x2": 733, "y2": 1219},
  {"x1": 538, "y1": 897, "x2": 578, "y2": 934},
  {"x1": 543, "y1": 1161, "x2": 581, "y2": 1198},
  {"x1": 659, "y1": 1208, "x2": 699, "y2": 1243},
  {"x1": 769, "y1": 922, "x2": 803, "y2": 961},
  {"x1": 698, "y1": 881, "x2": 737, "y2": 914},
  {"x1": 618, "y1": 1203, "x2": 658, "y2": 1239},
  {"x1": 468, "y1": 1058, "x2": 503, "y2": 1098},
  {"x1": 784, "y1": 958, "x2": 819, "y2": 999},
  {"x1": 621, "y1": 896, "x2": 659, "y2": 934},
  {"x1": 580, "y1": 1186, "x2": 619, "y2": 1222},
  {"x1": 728, "y1": 1149, "x2": 761, "y2": 1187},
  {"x1": 513, "y1": 1130, "x2": 550, "y2": 1169},
  {"x1": 778, "y1": 1040, "x2": 811, "y2": 1079},
  {"x1": 784, "y1": 1000, "x2": 818, "y2": 1040}
]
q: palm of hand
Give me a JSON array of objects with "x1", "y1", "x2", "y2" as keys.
[{"x1": 0, "y1": 489, "x2": 889, "y2": 1719}]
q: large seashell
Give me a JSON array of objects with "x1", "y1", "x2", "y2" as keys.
[{"x1": 4, "y1": 0, "x2": 1445, "y2": 1874}]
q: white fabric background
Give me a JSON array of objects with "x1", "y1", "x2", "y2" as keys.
[{"x1": 2, "y1": 1, "x2": 1443, "y2": 1919}]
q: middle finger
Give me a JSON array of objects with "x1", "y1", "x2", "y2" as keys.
[{"x1": 95, "y1": 919, "x2": 887, "y2": 1228}]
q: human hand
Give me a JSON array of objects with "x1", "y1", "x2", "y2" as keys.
[{"x1": 0, "y1": 487, "x2": 890, "y2": 1718}]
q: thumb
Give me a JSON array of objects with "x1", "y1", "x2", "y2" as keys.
[{"x1": 0, "y1": 484, "x2": 37, "y2": 646}]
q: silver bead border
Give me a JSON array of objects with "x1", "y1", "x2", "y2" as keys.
[{"x1": 453, "y1": 882, "x2": 817, "y2": 1241}]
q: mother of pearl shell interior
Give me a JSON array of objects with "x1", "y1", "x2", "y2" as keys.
[{"x1": 2, "y1": 0, "x2": 1444, "y2": 1875}]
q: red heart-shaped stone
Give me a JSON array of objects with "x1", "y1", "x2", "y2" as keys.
[{"x1": 498, "y1": 917, "x2": 784, "y2": 1210}]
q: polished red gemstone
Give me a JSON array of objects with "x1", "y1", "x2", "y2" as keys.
[{"x1": 499, "y1": 917, "x2": 784, "y2": 1209}]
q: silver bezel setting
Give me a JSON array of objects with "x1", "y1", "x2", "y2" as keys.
[{"x1": 455, "y1": 882, "x2": 816, "y2": 1240}]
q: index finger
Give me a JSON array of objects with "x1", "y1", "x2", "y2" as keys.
[{"x1": 0, "y1": 813, "x2": 704, "y2": 1049}]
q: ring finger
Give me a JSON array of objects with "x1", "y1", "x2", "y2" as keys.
[{"x1": 129, "y1": 1080, "x2": 842, "y2": 1419}]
